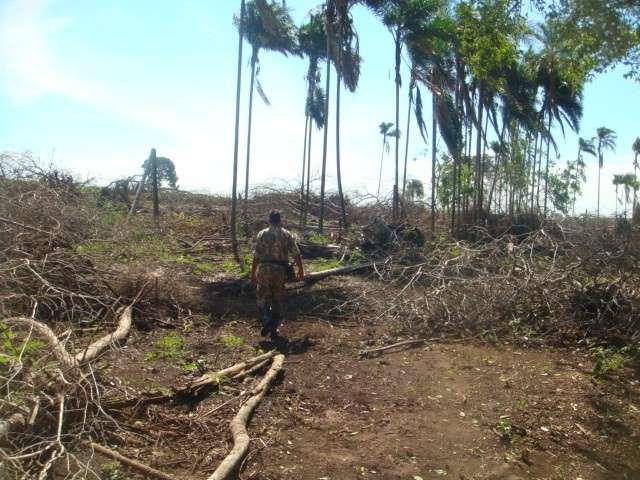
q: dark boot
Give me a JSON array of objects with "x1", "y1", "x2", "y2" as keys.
[{"x1": 259, "y1": 306, "x2": 275, "y2": 337}]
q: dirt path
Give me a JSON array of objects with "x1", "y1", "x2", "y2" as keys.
[
  {"x1": 241, "y1": 321, "x2": 640, "y2": 479},
  {"x1": 101, "y1": 278, "x2": 640, "y2": 480}
]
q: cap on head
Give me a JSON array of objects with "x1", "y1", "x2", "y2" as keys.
[{"x1": 268, "y1": 210, "x2": 281, "y2": 225}]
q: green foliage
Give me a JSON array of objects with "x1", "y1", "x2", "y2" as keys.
[
  {"x1": 495, "y1": 418, "x2": 512, "y2": 435},
  {"x1": 142, "y1": 156, "x2": 178, "y2": 188},
  {"x1": 405, "y1": 179, "x2": 424, "y2": 201},
  {"x1": 146, "y1": 334, "x2": 186, "y2": 361},
  {"x1": 100, "y1": 461, "x2": 124, "y2": 480},
  {"x1": 219, "y1": 335, "x2": 244, "y2": 350},
  {"x1": 592, "y1": 345, "x2": 639, "y2": 379},
  {"x1": 308, "y1": 231, "x2": 331, "y2": 245},
  {"x1": 0, "y1": 324, "x2": 45, "y2": 366}
]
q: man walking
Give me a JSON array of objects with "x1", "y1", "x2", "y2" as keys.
[{"x1": 250, "y1": 210, "x2": 304, "y2": 337}]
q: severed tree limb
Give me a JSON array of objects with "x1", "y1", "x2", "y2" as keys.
[
  {"x1": 75, "y1": 306, "x2": 132, "y2": 364},
  {"x1": 208, "y1": 354, "x2": 285, "y2": 480},
  {"x1": 4, "y1": 306, "x2": 134, "y2": 372},
  {"x1": 181, "y1": 350, "x2": 277, "y2": 393},
  {"x1": 87, "y1": 442, "x2": 178, "y2": 480},
  {"x1": 303, "y1": 262, "x2": 373, "y2": 286},
  {"x1": 359, "y1": 338, "x2": 429, "y2": 358},
  {"x1": 4, "y1": 318, "x2": 78, "y2": 370}
]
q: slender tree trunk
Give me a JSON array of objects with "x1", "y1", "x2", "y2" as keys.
[
  {"x1": 319, "y1": 53, "x2": 331, "y2": 232},
  {"x1": 243, "y1": 49, "x2": 257, "y2": 225},
  {"x1": 597, "y1": 148, "x2": 602, "y2": 218},
  {"x1": 487, "y1": 121, "x2": 507, "y2": 212},
  {"x1": 300, "y1": 114, "x2": 309, "y2": 225},
  {"x1": 304, "y1": 124, "x2": 312, "y2": 226},
  {"x1": 431, "y1": 85, "x2": 437, "y2": 237},
  {"x1": 230, "y1": 0, "x2": 245, "y2": 263},
  {"x1": 634, "y1": 153, "x2": 638, "y2": 213},
  {"x1": 336, "y1": 74, "x2": 347, "y2": 229},
  {"x1": 150, "y1": 148, "x2": 159, "y2": 223},
  {"x1": 543, "y1": 112, "x2": 552, "y2": 217},
  {"x1": 474, "y1": 86, "x2": 484, "y2": 224},
  {"x1": 479, "y1": 108, "x2": 489, "y2": 217},
  {"x1": 393, "y1": 29, "x2": 401, "y2": 221},
  {"x1": 402, "y1": 85, "x2": 412, "y2": 202},
  {"x1": 615, "y1": 184, "x2": 619, "y2": 217},
  {"x1": 530, "y1": 130, "x2": 539, "y2": 211},
  {"x1": 377, "y1": 134, "x2": 386, "y2": 200}
]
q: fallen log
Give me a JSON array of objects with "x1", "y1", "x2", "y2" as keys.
[
  {"x1": 208, "y1": 354, "x2": 285, "y2": 480},
  {"x1": 87, "y1": 442, "x2": 177, "y2": 480},
  {"x1": 303, "y1": 262, "x2": 373, "y2": 286},
  {"x1": 359, "y1": 338, "x2": 429, "y2": 358},
  {"x1": 203, "y1": 262, "x2": 373, "y2": 296}
]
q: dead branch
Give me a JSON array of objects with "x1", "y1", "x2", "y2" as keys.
[
  {"x1": 87, "y1": 442, "x2": 178, "y2": 480},
  {"x1": 3, "y1": 317, "x2": 78, "y2": 370},
  {"x1": 207, "y1": 353, "x2": 285, "y2": 480},
  {"x1": 359, "y1": 338, "x2": 429, "y2": 358},
  {"x1": 181, "y1": 350, "x2": 277, "y2": 394},
  {"x1": 75, "y1": 306, "x2": 132, "y2": 363}
]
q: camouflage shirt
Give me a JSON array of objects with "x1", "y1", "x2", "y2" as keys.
[{"x1": 254, "y1": 226, "x2": 300, "y2": 263}]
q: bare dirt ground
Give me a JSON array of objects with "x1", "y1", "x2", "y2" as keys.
[{"x1": 98, "y1": 277, "x2": 640, "y2": 480}]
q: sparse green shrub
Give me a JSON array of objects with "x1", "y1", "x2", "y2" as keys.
[
  {"x1": 146, "y1": 333, "x2": 186, "y2": 360},
  {"x1": 0, "y1": 324, "x2": 45, "y2": 366},
  {"x1": 219, "y1": 335, "x2": 244, "y2": 350}
]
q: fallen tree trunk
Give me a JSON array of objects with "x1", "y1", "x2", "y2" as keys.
[
  {"x1": 303, "y1": 262, "x2": 373, "y2": 286},
  {"x1": 204, "y1": 262, "x2": 373, "y2": 296},
  {"x1": 207, "y1": 354, "x2": 285, "y2": 480}
]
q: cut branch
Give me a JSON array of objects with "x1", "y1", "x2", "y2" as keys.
[
  {"x1": 87, "y1": 442, "x2": 178, "y2": 480},
  {"x1": 359, "y1": 338, "x2": 429, "y2": 358},
  {"x1": 75, "y1": 306, "x2": 132, "y2": 363},
  {"x1": 207, "y1": 354, "x2": 285, "y2": 480}
]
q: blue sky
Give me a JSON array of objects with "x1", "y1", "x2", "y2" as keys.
[{"x1": 1, "y1": 0, "x2": 638, "y2": 215}]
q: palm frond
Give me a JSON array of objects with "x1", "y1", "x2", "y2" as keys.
[{"x1": 413, "y1": 84, "x2": 428, "y2": 142}]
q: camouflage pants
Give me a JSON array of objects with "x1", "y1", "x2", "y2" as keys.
[{"x1": 256, "y1": 263, "x2": 286, "y2": 323}]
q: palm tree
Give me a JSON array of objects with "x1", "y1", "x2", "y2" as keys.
[
  {"x1": 406, "y1": 178, "x2": 425, "y2": 202},
  {"x1": 333, "y1": 1, "x2": 361, "y2": 229},
  {"x1": 571, "y1": 137, "x2": 595, "y2": 214},
  {"x1": 236, "y1": 1, "x2": 298, "y2": 222},
  {"x1": 596, "y1": 126, "x2": 617, "y2": 217},
  {"x1": 299, "y1": 11, "x2": 327, "y2": 226},
  {"x1": 633, "y1": 137, "x2": 640, "y2": 211},
  {"x1": 230, "y1": 0, "x2": 246, "y2": 263},
  {"x1": 613, "y1": 173, "x2": 624, "y2": 217},
  {"x1": 377, "y1": 122, "x2": 396, "y2": 200},
  {"x1": 534, "y1": 23, "x2": 584, "y2": 217},
  {"x1": 366, "y1": 0, "x2": 441, "y2": 220}
]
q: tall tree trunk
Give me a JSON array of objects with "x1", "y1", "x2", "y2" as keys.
[
  {"x1": 597, "y1": 148, "x2": 602, "y2": 217},
  {"x1": 487, "y1": 121, "x2": 507, "y2": 212},
  {"x1": 319, "y1": 29, "x2": 331, "y2": 233},
  {"x1": 243, "y1": 49, "x2": 258, "y2": 225},
  {"x1": 304, "y1": 124, "x2": 312, "y2": 227},
  {"x1": 531, "y1": 129, "x2": 540, "y2": 212},
  {"x1": 634, "y1": 153, "x2": 638, "y2": 213},
  {"x1": 543, "y1": 112, "x2": 552, "y2": 217},
  {"x1": 393, "y1": 29, "x2": 401, "y2": 221},
  {"x1": 615, "y1": 184, "x2": 619, "y2": 217},
  {"x1": 474, "y1": 86, "x2": 484, "y2": 224},
  {"x1": 336, "y1": 74, "x2": 348, "y2": 229},
  {"x1": 150, "y1": 148, "x2": 159, "y2": 223},
  {"x1": 300, "y1": 114, "x2": 309, "y2": 225},
  {"x1": 230, "y1": 0, "x2": 245, "y2": 263},
  {"x1": 377, "y1": 134, "x2": 386, "y2": 200},
  {"x1": 431, "y1": 85, "x2": 437, "y2": 237},
  {"x1": 402, "y1": 85, "x2": 412, "y2": 202}
]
